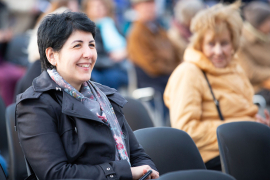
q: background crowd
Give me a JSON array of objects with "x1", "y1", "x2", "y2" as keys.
[{"x1": 1, "y1": 0, "x2": 270, "y2": 178}]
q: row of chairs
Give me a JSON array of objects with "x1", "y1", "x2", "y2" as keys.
[{"x1": 134, "y1": 122, "x2": 270, "y2": 180}]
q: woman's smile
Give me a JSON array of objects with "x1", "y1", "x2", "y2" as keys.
[{"x1": 77, "y1": 63, "x2": 92, "y2": 70}]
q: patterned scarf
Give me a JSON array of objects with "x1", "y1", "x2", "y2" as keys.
[{"x1": 47, "y1": 69, "x2": 130, "y2": 165}]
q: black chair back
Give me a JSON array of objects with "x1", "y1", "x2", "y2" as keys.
[
  {"x1": 0, "y1": 96, "x2": 8, "y2": 163},
  {"x1": 6, "y1": 104, "x2": 27, "y2": 180},
  {"x1": 158, "y1": 170, "x2": 236, "y2": 180},
  {"x1": 217, "y1": 121, "x2": 270, "y2": 180},
  {"x1": 134, "y1": 127, "x2": 205, "y2": 175},
  {"x1": 122, "y1": 97, "x2": 154, "y2": 131}
]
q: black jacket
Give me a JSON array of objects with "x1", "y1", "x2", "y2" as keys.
[{"x1": 16, "y1": 71, "x2": 156, "y2": 180}]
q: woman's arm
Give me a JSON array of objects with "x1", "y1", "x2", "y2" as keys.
[{"x1": 17, "y1": 94, "x2": 132, "y2": 180}]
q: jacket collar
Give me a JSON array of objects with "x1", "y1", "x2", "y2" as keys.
[{"x1": 33, "y1": 71, "x2": 116, "y2": 96}]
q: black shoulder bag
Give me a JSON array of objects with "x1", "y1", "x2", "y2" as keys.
[{"x1": 202, "y1": 71, "x2": 224, "y2": 121}]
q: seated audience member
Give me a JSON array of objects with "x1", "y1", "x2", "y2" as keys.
[
  {"x1": 83, "y1": 0, "x2": 129, "y2": 90},
  {"x1": 168, "y1": 0, "x2": 204, "y2": 59},
  {"x1": 236, "y1": 2, "x2": 270, "y2": 104},
  {"x1": 16, "y1": 12, "x2": 158, "y2": 180},
  {"x1": 127, "y1": 0, "x2": 180, "y2": 120},
  {"x1": 164, "y1": 2, "x2": 270, "y2": 171},
  {"x1": 0, "y1": 1, "x2": 25, "y2": 106}
]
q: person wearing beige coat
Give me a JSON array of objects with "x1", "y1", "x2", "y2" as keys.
[
  {"x1": 164, "y1": 2, "x2": 270, "y2": 171},
  {"x1": 164, "y1": 48, "x2": 258, "y2": 163}
]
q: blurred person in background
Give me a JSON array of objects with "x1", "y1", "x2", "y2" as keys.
[
  {"x1": 2, "y1": 0, "x2": 38, "y2": 35},
  {"x1": 14, "y1": 0, "x2": 79, "y2": 97},
  {"x1": 164, "y1": 1, "x2": 270, "y2": 171},
  {"x1": 0, "y1": 1, "x2": 25, "y2": 106},
  {"x1": 236, "y1": 2, "x2": 270, "y2": 105},
  {"x1": 168, "y1": 0, "x2": 204, "y2": 60},
  {"x1": 127, "y1": 0, "x2": 180, "y2": 122},
  {"x1": 38, "y1": 0, "x2": 79, "y2": 21},
  {"x1": 83, "y1": 0, "x2": 129, "y2": 90}
]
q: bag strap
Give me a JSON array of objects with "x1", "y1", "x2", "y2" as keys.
[{"x1": 202, "y1": 71, "x2": 224, "y2": 120}]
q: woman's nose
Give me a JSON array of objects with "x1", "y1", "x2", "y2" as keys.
[
  {"x1": 213, "y1": 44, "x2": 222, "y2": 55},
  {"x1": 83, "y1": 46, "x2": 93, "y2": 59}
]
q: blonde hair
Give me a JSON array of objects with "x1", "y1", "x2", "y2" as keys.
[
  {"x1": 174, "y1": 0, "x2": 204, "y2": 26},
  {"x1": 82, "y1": 0, "x2": 115, "y2": 20},
  {"x1": 189, "y1": 1, "x2": 243, "y2": 51}
]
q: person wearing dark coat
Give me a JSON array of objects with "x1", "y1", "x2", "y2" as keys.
[{"x1": 16, "y1": 11, "x2": 159, "y2": 180}]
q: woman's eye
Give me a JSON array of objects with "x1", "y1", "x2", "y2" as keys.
[
  {"x1": 208, "y1": 42, "x2": 215, "y2": 46},
  {"x1": 221, "y1": 41, "x2": 229, "y2": 46},
  {"x1": 89, "y1": 44, "x2": 95, "y2": 48},
  {"x1": 74, "y1": 44, "x2": 81, "y2": 48}
]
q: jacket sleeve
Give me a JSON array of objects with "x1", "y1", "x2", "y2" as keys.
[
  {"x1": 164, "y1": 64, "x2": 224, "y2": 150},
  {"x1": 16, "y1": 95, "x2": 132, "y2": 180}
]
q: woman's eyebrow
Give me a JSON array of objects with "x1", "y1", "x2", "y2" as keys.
[
  {"x1": 71, "y1": 40, "x2": 83, "y2": 44},
  {"x1": 71, "y1": 40, "x2": 95, "y2": 44}
]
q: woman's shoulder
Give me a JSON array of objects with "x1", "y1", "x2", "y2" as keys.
[
  {"x1": 171, "y1": 61, "x2": 203, "y2": 78},
  {"x1": 16, "y1": 86, "x2": 60, "y2": 108}
]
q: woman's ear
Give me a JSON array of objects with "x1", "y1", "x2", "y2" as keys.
[{"x1": 45, "y1": 47, "x2": 57, "y2": 66}]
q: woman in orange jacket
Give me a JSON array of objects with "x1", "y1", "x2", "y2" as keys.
[{"x1": 164, "y1": 1, "x2": 270, "y2": 171}]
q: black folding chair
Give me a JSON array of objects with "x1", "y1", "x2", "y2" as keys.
[
  {"x1": 122, "y1": 97, "x2": 154, "y2": 131},
  {"x1": 0, "y1": 96, "x2": 8, "y2": 165},
  {"x1": 134, "y1": 127, "x2": 206, "y2": 175},
  {"x1": 217, "y1": 121, "x2": 270, "y2": 180},
  {"x1": 158, "y1": 170, "x2": 236, "y2": 180},
  {"x1": 6, "y1": 104, "x2": 28, "y2": 180}
]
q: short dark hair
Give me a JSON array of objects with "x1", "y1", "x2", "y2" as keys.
[{"x1": 37, "y1": 11, "x2": 96, "y2": 70}]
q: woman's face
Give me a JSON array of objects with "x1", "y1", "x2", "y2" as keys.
[
  {"x1": 52, "y1": 30, "x2": 97, "y2": 89},
  {"x1": 202, "y1": 28, "x2": 234, "y2": 68},
  {"x1": 86, "y1": 0, "x2": 107, "y2": 21}
]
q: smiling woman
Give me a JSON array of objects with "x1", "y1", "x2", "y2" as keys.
[
  {"x1": 164, "y1": 1, "x2": 270, "y2": 171},
  {"x1": 16, "y1": 12, "x2": 159, "y2": 180}
]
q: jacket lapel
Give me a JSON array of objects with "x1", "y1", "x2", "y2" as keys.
[{"x1": 61, "y1": 92, "x2": 104, "y2": 124}]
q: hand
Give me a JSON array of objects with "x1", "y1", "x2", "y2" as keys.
[
  {"x1": 131, "y1": 165, "x2": 159, "y2": 179},
  {"x1": 256, "y1": 109, "x2": 270, "y2": 127}
]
